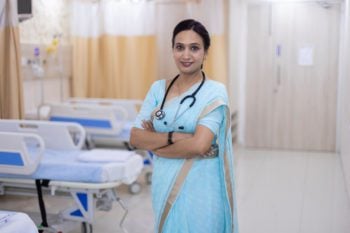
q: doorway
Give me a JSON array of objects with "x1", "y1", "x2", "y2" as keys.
[{"x1": 245, "y1": 2, "x2": 340, "y2": 151}]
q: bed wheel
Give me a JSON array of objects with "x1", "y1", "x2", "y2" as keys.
[
  {"x1": 145, "y1": 171, "x2": 152, "y2": 185},
  {"x1": 128, "y1": 182, "x2": 141, "y2": 194},
  {"x1": 81, "y1": 222, "x2": 93, "y2": 233}
]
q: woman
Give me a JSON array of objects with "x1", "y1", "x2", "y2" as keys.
[{"x1": 130, "y1": 19, "x2": 238, "y2": 233}]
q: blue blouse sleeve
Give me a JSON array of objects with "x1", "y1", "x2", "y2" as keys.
[
  {"x1": 198, "y1": 105, "x2": 224, "y2": 136},
  {"x1": 133, "y1": 80, "x2": 162, "y2": 129}
]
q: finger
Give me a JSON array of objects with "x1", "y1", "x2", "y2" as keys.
[
  {"x1": 148, "y1": 122, "x2": 155, "y2": 131},
  {"x1": 142, "y1": 121, "x2": 153, "y2": 131},
  {"x1": 144, "y1": 121, "x2": 151, "y2": 128}
]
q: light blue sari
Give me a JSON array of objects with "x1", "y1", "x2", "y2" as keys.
[{"x1": 134, "y1": 79, "x2": 239, "y2": 233}]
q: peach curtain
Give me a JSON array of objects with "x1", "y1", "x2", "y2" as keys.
[
  {"x1": 0, "y1": 0, "x2": 24, "y2": 119},
  {"x1": 70, "y1": 0, "x2": 156, "y2": 99}
]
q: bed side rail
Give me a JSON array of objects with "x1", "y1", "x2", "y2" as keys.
[
  {"x1": 0, "y1": 132, "x2": 44, "y2": 175},
  {"x1": 0, "y1": 119, "x2": 85, "y2": 150}
]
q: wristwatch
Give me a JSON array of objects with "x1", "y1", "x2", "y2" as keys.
[{"x1": 168, "y1": 131, "x2": 174, "y2": 145}]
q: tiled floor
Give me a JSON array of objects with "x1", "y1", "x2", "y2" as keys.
[
  {"x1": 1, "y1": 147, "x2": 350, "y2": 233},
  {"x1": 235, "y1": 148, "x2": 350, "y2": 233}
]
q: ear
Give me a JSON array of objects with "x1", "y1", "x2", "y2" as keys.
[{"x1": 203, "y1": 51, "x2": 208, "y2": 60}]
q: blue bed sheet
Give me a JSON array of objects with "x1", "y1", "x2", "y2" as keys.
[{"x1": 0, "y1": 149, "x2": 134, "y2": 183}]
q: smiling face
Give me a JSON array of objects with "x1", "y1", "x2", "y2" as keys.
[{"x1": 172, "y1": 30, "x2": 207, "y2": 76}]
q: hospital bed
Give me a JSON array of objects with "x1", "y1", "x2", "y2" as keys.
[
  {"x1": 0, "y1": 119, "x2": 144, "y2": 233},
  {"x1": 38, "y1": 99, "x2": 153, "y2": 184},
  {"x1": 66, "y1": 98, "x2": 142, "y2": 121},
  {"x1": 0, "y1": 210, "x2": 38, "y2": 233},
  {"x1": 38, "y1": 101, "x2": 134, "y2": 149},
  {"x1": 65, "y1": 98, "x2": 143, "y2": 147}
]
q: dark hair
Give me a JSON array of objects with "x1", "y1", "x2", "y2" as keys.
[{"x1": 172, "y1": 19, "x2": 211, "y2": 51}]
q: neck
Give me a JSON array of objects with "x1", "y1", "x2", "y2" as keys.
[
  {"x1": 174, "y1": 70, "x2": 203, "y2": 95},
  {"x1": 178, "y1": 70, "x2": 203, "y2": 85}
]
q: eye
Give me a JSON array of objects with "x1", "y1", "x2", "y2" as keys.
[
  {"x1": 175, "y1": 44, "x2": 184, "y2": 51},
  {"x1": 190, "y1": 46, "x2": 200, "y2": 51}
]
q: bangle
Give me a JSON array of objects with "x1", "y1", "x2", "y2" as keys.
[{"x1": 168, "y1": 131, "x2": 174, "y2": 145}]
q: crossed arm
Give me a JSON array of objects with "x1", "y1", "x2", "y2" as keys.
[{"x1": 129, "y1": 120, "x2": 215, "y2": 159}]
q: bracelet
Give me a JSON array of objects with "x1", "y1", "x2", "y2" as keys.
[{"x1": 168, "y1": 131, "x2": 174, "y2": 145}]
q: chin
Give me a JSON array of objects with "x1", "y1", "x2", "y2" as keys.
[{"x1": 179, "y1": 67, "x2": 201, "y2": 75}]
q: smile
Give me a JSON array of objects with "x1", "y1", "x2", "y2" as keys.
[{"x1": 181, "y1": 62, "x2": 193, "y2": 67}]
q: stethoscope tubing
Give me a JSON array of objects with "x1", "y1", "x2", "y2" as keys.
[{"x1": 155, "y1": 71, "x2": 206, "y2": 121}]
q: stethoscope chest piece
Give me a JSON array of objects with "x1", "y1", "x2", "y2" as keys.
[
  {"x1": 155, "y1": 109, "x2": 166, "y2": 120},
  {"x1": 155, "y1": 71, "x2": 206, "y2": 122}
]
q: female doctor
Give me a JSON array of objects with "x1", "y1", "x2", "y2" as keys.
[{"x1": 130, "y1": 19, "x2": 238, "y2": 233}]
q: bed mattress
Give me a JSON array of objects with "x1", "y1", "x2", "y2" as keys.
[{"x1": 0, "y1": 149, "x2": 143, "y2": 184}]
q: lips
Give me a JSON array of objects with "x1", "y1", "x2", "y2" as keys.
[{"x1": 181, "y1": 62, "x2": 193, "y2": 67}]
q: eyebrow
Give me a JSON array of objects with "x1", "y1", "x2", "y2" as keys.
[{"x1": 175, "y1": 42, "x2": 201, "y2": 46}]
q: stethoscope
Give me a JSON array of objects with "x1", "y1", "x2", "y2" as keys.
[{"x1": 154, "y1": 71, "x2": 206, "y2": 121}]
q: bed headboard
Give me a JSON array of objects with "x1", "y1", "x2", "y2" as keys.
[
  {"x1": 66, "y1": 98, "x2": 142, "y2": 121},
  {"x1": 45, "y1": 103, "x2": 127, "y2": 136},
  {"x1": 0, "y1": 120, "x2": 86, "y2": 150}
]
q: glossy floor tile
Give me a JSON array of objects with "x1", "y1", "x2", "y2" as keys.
[{"x1": 1, "y1": 148, "x2": 350, "y2": 233}]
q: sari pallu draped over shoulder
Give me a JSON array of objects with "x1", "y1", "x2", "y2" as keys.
[{"x1": 152, "y1": 81, "x2": 239, "y2": 233}]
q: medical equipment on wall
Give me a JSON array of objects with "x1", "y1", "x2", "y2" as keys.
[
  {"x1": 154, "y1": 71, "x2": 206, "y2": 121},
  {"x1": 0, "y1": 119, "x2": 143, "y2": 233}
]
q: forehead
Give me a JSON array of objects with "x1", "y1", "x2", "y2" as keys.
[{"x1": 174, "y1": 30, "x2": 203, "y2": 45}]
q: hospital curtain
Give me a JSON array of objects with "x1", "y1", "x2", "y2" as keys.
[
  {"x1": 0, "y1": 0, "x2": 24, "y2": 119},
  {"x1": 187, "y1": 0, "x2": 228, "y2": 85},
  {"x1": 70, "y1": 0, "x2": 156, "y2": 99}
]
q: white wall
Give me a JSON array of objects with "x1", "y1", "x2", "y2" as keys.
[
  {"x1": 229, "y1": 0, "x2": 247, "y2": 145},
  {"x1": 339, "y1": 0, "x2": 350, "y2": 199},
  {"x1": 18, "y1": 0, "x2": 71, "y2": 118}
]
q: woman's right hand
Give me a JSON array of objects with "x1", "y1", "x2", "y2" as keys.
[
  {"x1": 142, "y1": 120, "x2": 192, "y2": 142},
  {"x1": 172, "y1": 132, "x2": 193, "y2": 143}
]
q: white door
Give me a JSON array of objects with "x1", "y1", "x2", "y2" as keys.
[{"x1": 245, "y1": 2, "x2": 340, "y2": 151}]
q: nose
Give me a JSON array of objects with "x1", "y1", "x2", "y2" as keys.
[{"x1": 182, "y1": 48, "x2": 191, "y2": 59}]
